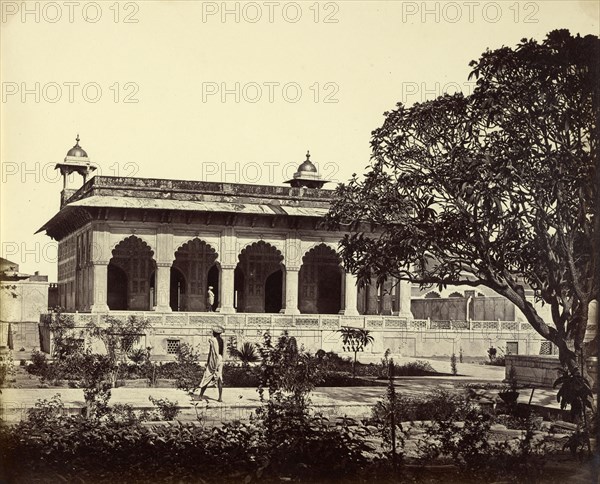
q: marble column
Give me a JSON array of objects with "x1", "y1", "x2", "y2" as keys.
[
  {"x1": 343, "y1": 272, "x2": 359, "y2": 316},
  {"x1": 381, "y1": 279, "x2": 393, "y2": 315},
  {"x1": 154, "y1": 262, "x2": 172, "y2": 312},
  {"x1": 398, "y1": 280, "x2": 414, "y2": 319},
  {"x1": 284, "y1": 267, "x2": 300, "y2": 315},
  {"x1": 365, "y1": 282, "x2": 379, "y2": 315},
  {"x1": 219, "y1": 264, "x2": 236, "y2": 314},
  {"x1": 89, "y1": 262, "x2": 110, "y2": 313}
]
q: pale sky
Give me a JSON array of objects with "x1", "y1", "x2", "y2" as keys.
[{"x1": 1, "y1": 0, "x2": 598, "y2": 279}]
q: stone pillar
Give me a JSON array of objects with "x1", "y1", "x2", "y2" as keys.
[
  {"x1": 398, "y1": 280, "x2": 413, "y2": 319},
  {"x1": 284, "y1": 267, "x2": 300, "y2": 315},
  {"x1": 154, "y1": 263, "x2": 172, "y2": 312},
  {"x1": 154, "y1": 229, "x2": 174, "y2": 312},
  {"x1": 381, "y1": 279, "x2": 393, "y2": 315},
  {"x1": 219, "y1": 264, "x2": 236, "y2": 314},
  {"x1": 89, "y1": 224, "x2": 110, "y2": 313},
  {"x1": 366, "y1": 282, "x2": 379, "y2": 315},
  {"x1": 343, "y1": 272, "x2": 359, "y2": 316},
  {"x1": 89, "y1": 262, "x2": 109, "y2": 313}
]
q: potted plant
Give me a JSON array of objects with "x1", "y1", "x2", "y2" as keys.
[{"x1": 498, "y1": 365, "x2": 519, "y2": 406}]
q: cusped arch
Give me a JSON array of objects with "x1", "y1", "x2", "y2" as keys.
[
  {"x1": 424, "y1": 291, "x2": 441, "y2": 299},
  {"x1": 301, "y1": 242, "x2": 341, "y2": 265},
  {"x1": 448, "y1": 291, "x2": 464, "y2": 298},
  {"x1": 111, "y1": 235, "x2": 155, "y2": 260},
  {"x1": 173, "y1": 237, "x2": 219, "y2": 263},
  {"x1": 238, "y1": 240, "x2": 284, "y2": 264},
  {"x1": 109, "y1": 234, "x2": 156, "y2": 257}
]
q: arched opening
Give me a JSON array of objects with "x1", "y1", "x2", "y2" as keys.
[
  {"x1": 107, "y1": 264, "x2": 128, "y2": 310},
  {"x1": 265, "y1": 269, "x2": 283, "y2": 313},
  {"x1": 299, "y1": 244, "x2": 343, "y2": 314},
  {"x1": 109, "y1": 236, "x2": 156, "y2": 310},
  {"x1": 207, "y1": 264, "x2": 219, "y2": 311},
  {"x1": 236, "y1": 241, "x2": 284, "y2": 313},
  {"x1": 170, "y1": 267, "x2": 186, "y2": 311},
  {"x1": 172, "y1": 238, "x2": 218, "y2": 312}
]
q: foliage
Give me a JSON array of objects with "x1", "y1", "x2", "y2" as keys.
[
  {"x1": 327, "y1": 30, "x2": 600, "y2": 374},
  {"x1": 0, "y1": 396, "x2": 374, "y2": 484},
  {"x1": 128, "y1": 347, "x2": 150, "y2": 365},
  {"x1": 506, "y1": 365, "x2": 519, "y2": 392},
  {"x1": 25, "y1": 393, "x2": 66, "y2": 427},
  {"x1": 148, "y1": 395, "x2": 180, "y2": 420},
  {"x1": 553, "y1": 366, "x2": 594, "y2": 419},
  {"x1": 450, "y1": 353, "x2": 458, "y2": 375},
  {"x1": 257, "y1": 331, "x2": 323, "y2": 403},
  {"x1": 337, "y1": 327, "x2": 374, "y2": 377},
  {"x1": 0, "y1": 364, "x2": 6, "y2": 389},
  {"x1": 485, "y1": 346, "x2": 506, "y2": 366},
  {"x1": 173, "y1": 342, "x2": 204, "y2": 395},
  {"x1": 372, "y1": 359, "x2": 406, "y2": 466},
  {"x1": 372, "y1": 389, "x2": 470, "y2": 424},
  {"x1": 378, "y1": 359, "x2": 438, "y2": 378},
  {"x1": 44, "y1": 311, "x2": 78, "y2": 360},
  {"x1": 76, "y1": 351, "x2": 113, "y2": 419},
  {"x1": 223, "y1": 363, "x2": 260, "y2": 387},
  {"x1": 229, "y1": 341, "x2": 260, "y2": 366},
  {"x1": 86, "y1": 315, "x2": 151, "y2": 386},
  {"x1": 27, "y1": 350, "x2": 49, "y2": 378},
  {"x1": 419, "y1": 408, "x2": 548, "y2": 481}
]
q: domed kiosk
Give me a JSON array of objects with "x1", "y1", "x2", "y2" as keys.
[
  {"x1": 284, "y1": 151, "x2": 329, "y2": 189},
  {"x1": 54, "y1": 135, "x2": 97, "y2": 206}
]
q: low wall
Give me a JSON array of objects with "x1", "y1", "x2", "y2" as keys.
[
  {"x1": 39, "y1": 312, "x2": 546, "y2": 359},
  {"x1": 505, "y1": 355, "x2": 561, "y2": 388},
  {"x1": 506, "y1": 355, "x2": 599, "y2": 390}
]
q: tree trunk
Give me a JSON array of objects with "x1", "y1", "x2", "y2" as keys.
[{"x1": 500, "y1": 284, "x2": 581, "y2": 375}]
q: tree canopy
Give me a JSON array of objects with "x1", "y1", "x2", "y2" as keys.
[{"x1": 328, "y1": 30, "x2": 599, "y2": 371}]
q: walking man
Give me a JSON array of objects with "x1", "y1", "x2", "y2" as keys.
[{"x1": 199, "y1": 324, "x2": 224, "y2": 402}]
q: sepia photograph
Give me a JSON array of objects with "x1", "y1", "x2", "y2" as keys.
[{"x1": 0, "y1": 1, "x2": 598, "y2": 482}]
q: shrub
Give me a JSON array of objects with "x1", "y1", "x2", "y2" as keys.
[
  {"x1": 378, "y1": 360, "x2": 438, "y2": 378},
  {"x1": 450, "y1": 353, "x2": 458, "y2": 375},
  {"x1": 26, "y1": 351, "x2": 48, "y2": 378},
  {"x1": 174, "y1": 342, "x2": 204, "y2": 395},
  {"x1": 372, "y1": 389, "x2": 470, "y2": 423},
  {"x1": 485, "y1": 346, "x2": 506, "y2": 366},
  {"x1": 0, "y1": 387, "x2": 371, "y2": 483},
  {"x1": 148, "y1": 395, "x2": 180, "y2": 420},
  {"x1": 223, "y1": 364, "x2": 260, "y2": 387},
  {"x1": 419, "y1": 409, "x2": 548, "y2": 482},
  {"x1": 26, "y1": 393, "x2": 66, "y2": 426}
]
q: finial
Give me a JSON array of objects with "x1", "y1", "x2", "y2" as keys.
[
  {"x1": 75, "y1": 134, "x2": 80, "y2": 145},
  {"x1": 306, "y1": 150, "x2": 310, "y2": 160}
]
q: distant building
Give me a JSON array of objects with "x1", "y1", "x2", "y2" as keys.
[{"x1": 0, "y1": 258, "x2": 51, "y2": 351}]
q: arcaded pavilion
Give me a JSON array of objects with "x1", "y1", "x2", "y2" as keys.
[{"x1": 37, "y1": 137, "x2": 547, "y2": 359}]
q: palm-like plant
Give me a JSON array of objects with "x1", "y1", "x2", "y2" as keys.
[
  {"x1": 230, "y1": 341, "x2": 260, "y2": 367},
  {"x1": 338, "y1": 327, "x2": 374, "y2": 377}
]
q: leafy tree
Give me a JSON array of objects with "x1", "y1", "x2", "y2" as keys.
[
  {"x1": 338, "y1": 327, "x2": 374, "y2": 377},
  {"x1": 328, "y1": 30, "x2": 599, "y2": 374},
  {"x1": 86, "y1": 315, "x2": 151, "y2": 386}
]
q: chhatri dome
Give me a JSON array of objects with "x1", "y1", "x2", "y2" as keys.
[
  {"x1": 54, "y1": 135, "x2": 96, "y2": 200},
  {"x1": 65, "y1": 135, "x2": 89, "y2": 159},
  {"x1": 284, "y1": 151, "x2": 329, "y2": 189}
]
